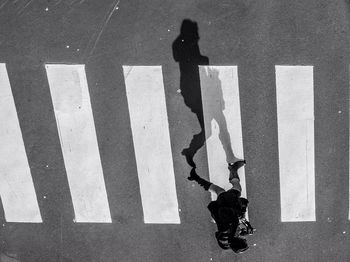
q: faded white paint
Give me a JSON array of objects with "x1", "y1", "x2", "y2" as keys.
[
  {"x1": 0, "y1": 63, "x2": 42, "y2": 222},
  {"x1": 199, "y1": 66, "x2": 247, "y2": 202},
  {"x1": 46, "y1": 64, "x2": 111, "y2": 223},
  {"x1": 123, "y1": 66, "x2": 180, "y2": 224},
  {"x1": 276, "y1": 65, "x2": 315, "y2": 222}
]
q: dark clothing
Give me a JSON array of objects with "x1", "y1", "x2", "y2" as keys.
[
  {"x1": 216, "y1": 188, "x2": 242, "y2": 211},
  {"x1": 207, "y1": 189, "x2": 242, "y2": 231},
  {"x1": 215, "y1": 230, "x2": 231, "y2": 249},
  {"x1": 214, "y1": 222, "x2": 249, "y2": 252},
  {"x1": 208, "y1": 201, "x2": 239, "y2": 232},
  {"x1": 208, "y1": 192, "x2": 254, "y2": 250},
  {"x1": 208, "y1": 188, "x2": 243, "y2": 249}
]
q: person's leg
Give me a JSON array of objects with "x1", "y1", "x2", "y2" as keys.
[
  {"x1": 208, "y1": 184, "x2": 225, "y2": 196},
  {"x1": 188, "y1": 168, "x2": 225, "y2": 197},
  {"x1": 228, "y1": 160, "x2": 245, "y2": 192},
  {"x1": 228, "y1": 160, "x2": 246, "y2": 180},
  {"x1": 229, "y1": 178, "x2": 242, "y2": 193}
]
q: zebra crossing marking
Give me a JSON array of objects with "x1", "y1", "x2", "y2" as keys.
[
  {"x1": 199, "y1": 66, "x2": 247, "y2": 202},
  {"x1": 46, "y1": 64, "x2": 112, "y2": 223},
  {"x1": 0, "y1": 63, "x2": 337, "y2": 223},
  {"x1": 123, "y1": 66, "x2": 180, "y2": 224},
  {"x1": 276, "y1": 65, "x2": 316, "y2": 222},
  {"x1": 349, "y1": 66, "x2": 350, "y2": 221},
  {"x1": 0, "y1": 63, "x2": 42, "y2": 222}
]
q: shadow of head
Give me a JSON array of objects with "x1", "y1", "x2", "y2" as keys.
[
  {"x1": 172, "y1": 19, "x2": 208, "y2": 64},
  {"x1": 180, "y1": 19, "x2": 199, "y2": 42}
]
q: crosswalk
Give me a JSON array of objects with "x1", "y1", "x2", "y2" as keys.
[
  {"x1": 123, "y1": 66, "x2": 180, "y2": 224},
  {"x1": 46, "y1": 64, "x2": 112, "y2": 223},
  {"x1": 276, "y1": 66, "x2": 315, "y2": 222},
  {"x1": 0, "y1": 64, "x2": 41, "y2": 223},
  {"x1": 199, "y1": 66, "x2": 247, "y2": 200},
  {"x1": 0, "y1": 63, "x2": 345, "y2": 224}
]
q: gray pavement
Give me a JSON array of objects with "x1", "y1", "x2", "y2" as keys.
[{"x1": 0, "y1": 0, "x2": 350, "y2": 261}]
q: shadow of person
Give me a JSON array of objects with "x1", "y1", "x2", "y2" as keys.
[
  {"x1": 199, "y1": 67, "x2": 235, "y2": 163},
  {"x1": 172, "y1": 19, "x2": 237, "y2": 170},
  {"x1": 172, "y1": 19, "x2": 208, "y2": 168}
]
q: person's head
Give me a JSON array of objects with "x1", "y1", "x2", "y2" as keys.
[{"x1": 230, "y1": 237, "x2": 249, "y2": 253}]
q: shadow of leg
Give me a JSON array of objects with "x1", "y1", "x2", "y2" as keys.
[
  {"x1": 187, "y1": 167, "x2": 212, "y2": 190},
  {"x1": 181, "y1": 128, "x2": 206, "y2": 168},
  {"x1": 217, "y1": 113, "x2": 235, "y2": 163}
]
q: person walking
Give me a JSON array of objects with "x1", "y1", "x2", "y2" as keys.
[{"x1": 188, "y1": 160, "x2": 254, "y2": 252}]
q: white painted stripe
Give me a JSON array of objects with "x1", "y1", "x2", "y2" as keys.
[
  {"x1": 199, "y1": 66, "x2": 247, "y2": 202},
  {"x1": 0, "y1": 63, "x2": 42, "y2": 222},
  {"x1": 349, "y1": 67, "x2": 350, "y2": 221},
  {"x1": 276, "y1": 65, "x2": 315, "y2": 222},
  {"x1": 45, "y1": 64, "x2": 111, "y2": 223},
  {"x1": 123, "y1": 66, "x2": 180, "y2": 224}
]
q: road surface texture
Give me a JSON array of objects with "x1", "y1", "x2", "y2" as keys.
[{"x1": 0, "y1": 0, "x2": 350, "y2": 261}]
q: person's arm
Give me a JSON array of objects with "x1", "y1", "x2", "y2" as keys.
[{"x1": 172, "y1": 37, "x2": 182, "y2": 62}]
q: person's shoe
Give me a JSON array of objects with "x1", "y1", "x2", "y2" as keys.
[
  {"x1": 228, "y1": 160, "x2": 246, "y2": 172},
  {"x1": 187, "y1": 168, "x2": 199, "y2": 181},
  {"x1": 230, "y1": 237, "x2": 249, "y2": 253},
  {"x1": 181, "y1": 148, "x2": 196, "y2": 168}
]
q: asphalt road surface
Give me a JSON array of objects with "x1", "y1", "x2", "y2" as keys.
[{"x1": 0, "y1": 0, "x2": 350, "y2": 261}]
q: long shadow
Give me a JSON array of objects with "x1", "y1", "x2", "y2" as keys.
[
  {"x1": 199, "y1": 67, "x2": 235, "y2": 163},
  {"x1": 172, "y1": 19, "x2": 236, "y2": 171}
]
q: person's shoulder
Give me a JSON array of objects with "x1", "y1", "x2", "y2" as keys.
[
  {"x1": 225, "y1": 189, "x2": 241, "y2": 198},
  {"x1": 207, "y1": 200, "x2": 218, "y2": 209},
  {"x1": 217, "y1": 190, "x2": 239, "y2": 202}
]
